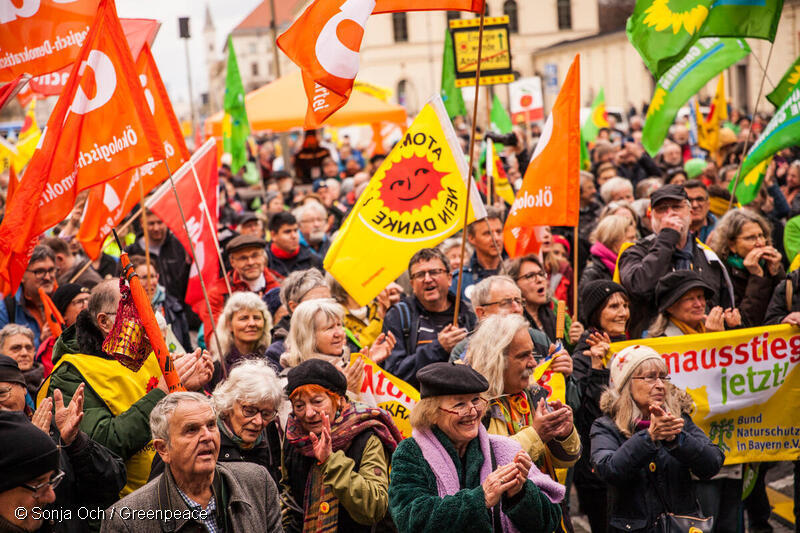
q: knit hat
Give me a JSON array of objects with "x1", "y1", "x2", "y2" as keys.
[
  {"x1": 579, "y1": 280, "x2": 627, "y2": 326},
  {"x1": 684, "y1": 158, "x2": 706, "y2": 179},
  {"x1": 0, "y1": 411, "x2": 59, "y2": 493},
  {"x1": 0, "y1": 355, "x2": 26, "y2": 388},
  {"x1": 51, "y1": 283, "x2": 90, "y2": 316},
  {"x1": 551, "y1": 234, "x2": 571, "y2": 256},
  {"x1": 608, "y1": 344, "x2": 664, "y2": 391},
  {"x1": 285, "y1": 358, "x2": 347, "y2": 398},
  {"x1": 416, "y1": 362, "x2": 489, "y2": 399}
]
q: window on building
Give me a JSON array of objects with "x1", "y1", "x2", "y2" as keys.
[
  {"x1": 251, "y1": 62, "x2": 259, "y2": 76},
  {"x1": 392, "y1": 12, "x2": 408, "y2": 42},
  {"x1": 249, "y1": 42, "x2": 257, "y2": 54},
  {"x1": 557, "y1": 0, "x2": 572, "y2": 30},
  {"x1": 504, "y1": 1, "x2": 519, "y2": 33},
  {"x1": 397, "y1": 79, "x2": 408, "y2": 107}
]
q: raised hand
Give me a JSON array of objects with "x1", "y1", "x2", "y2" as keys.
[
  {"x1": 308, "y1": 411, "x2": 333, "y2": 463},
  {"x1": 363, "y1": 331, "x2": 396, "y2": 364},
  {"x1": 54, "y1": 384, "x2": 85, "y2": 446},
  {"x1": 344, "y1": 356, "x2": 365, "y2": 394},
  {"x1": 32, "y1": 397, "x2": 53, "y2": 434}
]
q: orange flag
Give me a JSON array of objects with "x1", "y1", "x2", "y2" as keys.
[
  {"x1": 504, "y1": 54, "x2": 580, "y2": 258},
  {"x1": 279, "y1": 0, "x2": 482, "y2": 128},
  {"x1": 78, "y1": 43, "x2": 190, "y2": 260},
  {"x1": 0, "y1": 0, "x2": 100, "y2": 82},
  {"x1": 0, "y1": 0, "x2": 164, "y2": 295}
]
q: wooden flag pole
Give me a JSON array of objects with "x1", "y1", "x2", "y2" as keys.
[
  {"x1": 453, "y1": 0, "x2": 488, "y2": 327},
  {"x1": 572, "y1": 225, "x2": 579, "y2": 321},
  {"x1": 727, "y1": 40, "x2": 774, "y2": 210},
  {"x1": 139, "y1": 179, "x2": 154, "y2": 294}
]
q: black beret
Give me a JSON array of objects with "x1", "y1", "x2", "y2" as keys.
[
  {"x1": 51, "y1": 283, "x2": 90, "y2": 316},
  {"x1": 0, "y1": 411, "x2": 59, "y2": 493},
  {"x1": 225, "y1": 234, "x2": 266, "y2": 256},
  {"x1": 650, "y1": 183, "x2": 688, "y2": 207},
  {"x1": 655, "y1": 270, "x2": 716, "y2": 314},
  {"x1": 285, "y1": 359, "x2": 347, "y2": 397},
  {"x1": 0, "y1": 355, "x2": 26, "y2": 389},
  {"x1": 416, "y1": 362, "x2": 489, "y2": 399},
  {"x1": 579, "y1": 280, "x2": 627, "y2": 326}
]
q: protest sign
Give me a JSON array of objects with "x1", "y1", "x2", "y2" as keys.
[
  {"x1": 450, "y1": 16, "x2": 513, "y2": 87},
  {"x1": 352, "y1": 354, "x2": 419, "y2": 439}
]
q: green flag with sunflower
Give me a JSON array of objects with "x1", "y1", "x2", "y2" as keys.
[
  {"x1": 767, "y1": 56, "x2": 800, "y2": 108},
  {"x1": 641, "y1": 37, "x2": 750, "y2": 157},
  {"x1": 627, "y1": 0, "x2": 782, "y2": 80},
  {"x1": 223, "y1": 36, "x2": 250, "y2": 174},
  {"x1": 581, "y1": 88, "x2": 609, "y2": 143}
]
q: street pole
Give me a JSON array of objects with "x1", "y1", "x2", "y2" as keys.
[
  {"x1": 179, "y1": 17, "x2": 196, "y2": 145},
  {"x1": 269, "y1": 0, "x2": 293, "y2": 178}
]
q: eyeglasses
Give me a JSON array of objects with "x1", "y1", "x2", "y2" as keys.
[
  {"x1": 20, "y1": 470, "x2": 64, "y2": 498},
  {"x1": 632, "y1": 374, "x2": 671, "y2": 384},
  {"x1": 240, "y1": 404, "x2": 278, "y2": 421},
  {"x1": 438, "y1": 397, "x2": 487, "y2": 417},
  {"x1": 517, "y1": 270, "x2": 546, "y2": 282},
  {"x1": 481, "y1": 297, "x2": 525, "y2": 309},
  {"x1": 687, "y1": 196, "x2": 709, "y2": 205},
  {"x1": 738, "y1": 233, "x2": 766, "y2": 244},
  {"x1": 27, "y1": 267, "x2": 56, "y2": 279},
  {"x1": 410, "y1": 268, "x2": 448, "y2": 281}
]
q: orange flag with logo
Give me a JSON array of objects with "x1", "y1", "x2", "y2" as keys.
[
  {"x1": 504, "y1": 54, "x2": 580, "y2": 258},
  {"x1": 78, "y1": 43, "x2": 190, "y2": 260},
  {"x1": 0, "y1": 0, "x2": 164, "y2": 295},
  {"x1": 0, "y1": 0, "x2": 100, "y2": 82}
]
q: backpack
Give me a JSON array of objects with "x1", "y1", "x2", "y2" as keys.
[{"x1": 394, "y1": 301, "x2": 419, "y2": 355}]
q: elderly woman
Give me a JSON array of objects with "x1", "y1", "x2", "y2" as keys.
[
  {"x1": 646, "y1": 271, "x2": 740, "y2": 337},
  {"x1": 0, "y1": 324, "x2": 43, "y2": 400},
  {"x1": 389, "y1": 362, "x2": 564, "y2": 533},
  {"x1": 591, "y1": 345, "x2": 724, "y2": 532},
  {"x1": 211, "y1": 292, "x2": 273, "y2": 387},
  {"x1": 212, "y1": 359, "x2": 284, "y2": 485},
  {"x1": 281, "y1": 359, "x2": 401, "y2": 532},
  {"x1": 582, "y1": 215, "x2": 637, "y2": 284},
  {"x1": 328, "y1": 276, "x2": 394, "y2": 349},
  {"x1": 710, "y1": 209, "x2": 784, "y2": 326}
]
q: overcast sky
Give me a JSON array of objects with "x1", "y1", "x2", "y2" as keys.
[{"x1": 117, "y1": 0, "x2": 264, "y2": 108}]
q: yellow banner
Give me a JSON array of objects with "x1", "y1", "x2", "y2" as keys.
[
  {"x1": 608, "y1": 325, "x2": 800, "y2": 464},
  {"x1": 533, "y1": 354, "x2": 566, "y2": 404},
  {"x1": 351, "y1": 353, "x2": 419, "y2": 438},
  {"x1": 324, "y1": 95, "x2": 486, "y2": 306}
]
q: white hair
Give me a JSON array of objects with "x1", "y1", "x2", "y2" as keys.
[
  {"x1": 281, "y1": 298, "x2": 345, "y2": 368},
  {"x1": 293, "y1": 200, "x2": 327, "y2": 222},
  {"x1": 466, "y1": 314, "x2": 530, "y2": 399},
  {"x1": 215, "y1": 292, "x2": 272, "y2": 358},
  {"x1": 279, "y1": 268, "x2": 327, "y2": 308},
  {"x1": 599, "y1": 177, "x2": 634, "y2": 204},
  {"x1": 149, "y1": 392, "x2": 214, "y2": 443},
  {"x1": 212, "y1": 359, "x2": 284, "y2": 417}
]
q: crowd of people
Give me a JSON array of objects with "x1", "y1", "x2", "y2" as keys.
[{"x1": 0, "y1": 110, "x2": 799, "y2": 533}]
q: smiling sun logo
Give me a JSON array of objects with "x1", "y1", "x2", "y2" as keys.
[
  {"x1": 379, "y1": 155, "x2": 447, "y2": 214},
  {"x1": 643, "y1": 0, "x2": 709, "y2": 35},
  {"x1": 788, "y1": 65, "x2": 800, "y2": 86}
]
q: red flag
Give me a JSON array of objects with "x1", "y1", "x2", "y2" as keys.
[
  {"x1": 0, "y1": 74, "x2": 28, "y2": 111},
  {"x1": 77, "y1": 43, "x2": 190, "y2": 260},
  {"x1": 6, "y1": 166, "x2": 19, "y2": 208},
  {"x1": 0, "y1": 0, "x2": 100, "y2": 82},
  {"x1": 504, "y1": 54, "x2": 580, "y2": 258},
  {"x1": 373, "y1": 0, "x2": 482, "y2": 12},
  {"x1": 0, "y1": 0, "x2": 164, "y2": 295},
  {"x1": 146, "y1": 139, "x2": 219, "y2": 309}
]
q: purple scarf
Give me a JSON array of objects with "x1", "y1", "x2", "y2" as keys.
[
  {"x1": 590, "y1": 241, "x2": 619, "y2": 274},
  {"x1": 412, "y1": 425, "x2": 565, "y2": 533}
]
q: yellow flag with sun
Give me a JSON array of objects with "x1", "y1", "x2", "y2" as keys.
[{"x1": 324, "y1": 95, "x2": 486, "y2": 306}]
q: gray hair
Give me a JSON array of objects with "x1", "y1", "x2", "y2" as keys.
[
  {"x1": 282, "y1": 298, "x2": 345, "y2": 368},
  {"x1": 88, "y1": 279, "x2": 120, "y2": 326},
  {"x1": 470, "y1": 275, "x2": 519, "y2": 312},
  {"x1": 293, "y1": 200, "x2": 327, "y2": 222},
  {"x1": 599, "y1": 177, "x2": 634, "y2": 204},
  {"x1": 149, "y1": 392, "x2": 215, "y2": 443},
  {"x1": 215, "y1": 292, "x2": 272, "y2": 357},
  {"x1": 709, "y1": 208, "x2": 772, "y2": 263},
  {"x1": 466, "y1": 313, "x2": 529, "y2": 399},
  {"x1": 279, "y1": 268, "x2": 327, "y2": 308},
  {"x1": 0, "y1": 324, "x2": 34, "y2": 350},
  {"x1": 212, "y1": 359, "x2": 284, "y2": 417},
  {"x1": 29, "y1": 245, "x2": 56, "y2": 265}
]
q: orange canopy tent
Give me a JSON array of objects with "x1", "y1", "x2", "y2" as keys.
[{"x1": 204, "y1": 70, "x2": 408, "y2": 135}]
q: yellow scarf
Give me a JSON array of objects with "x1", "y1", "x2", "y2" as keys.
[{"x1": 670, "y1": 318, "x2": 706, "y2": 335}]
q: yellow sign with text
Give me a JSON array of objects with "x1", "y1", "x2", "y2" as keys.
[
  {"x1": 352, "y1": 353, "x2": 419, "y2": 438},
  {"x1": 450, "y1": 16, "x2": 514, "y2": 87}
]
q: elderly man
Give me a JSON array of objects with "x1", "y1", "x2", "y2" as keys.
[
  {"x1": 42, "y1": 279, "x2": 214, "y2": 495},
  {"x1": 450, "y1": 207, "x2": 505, "y2": 301},
  {"x1": 618, "y1": 184, "x2": 734, "y2": 336},
  {"x1": 237, "y1": 212, "x2": 266, "y2": 240},
  {"x1": 599, "y1": 176, "x2": 634, "y2": 205},
  {"x1": 0, "y1": 245, "x2": 58, "y2": 350},
  {"x1": 102, "y1": 392, "x2": 282, "y2": 532},
  {"x1": 0, "y1": 324, "x2": 42, "y2": 400},
  {"x1": 382, "y1": 248, "x2": 476, "y2": 388},
  {"x1": 658, "y1": 141, "x2": 684, "y2": 174},
  {"x1": 294, "y1": 200, "x2": 331, "y2": 257},
  {"x1": 684, "y1": 180, "x2": 717, "y2": 243}
]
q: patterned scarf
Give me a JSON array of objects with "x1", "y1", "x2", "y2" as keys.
[{"x1": 285, "y1": 402, "x2": 402, "y2": 533}]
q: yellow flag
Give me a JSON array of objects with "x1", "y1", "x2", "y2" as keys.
[
  {"x1": 486, "y1": 138, "x2": 516, "y2": 205},
  {"x1": 698, "y1": 73, "x2": 726, "y2": 155},
  {"x1": 351, "y1": 353, "x2": 419, "y2": 438},
  {"x1": 325, "y1": 96, "x2": 486, "y2": 306},
  {"x1": 11, "y1": 98, "x2": 41, "y2": 173},
  {"x1": 0, "y1": 137, "x2": 14, "y2": 174}
]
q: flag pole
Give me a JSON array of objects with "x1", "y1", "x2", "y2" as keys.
[
  {"x1": 727, "y1": 40, "x2": 774, "y2": 210},
  {"x1": 139, "y1": 179, "x2": 155, "y2": 295},
  {"x1": 452, "y1": 0, "x2": 488, "y2": 327},
  {"x1": 70, "y1": 206, "x2": 144, "y2": 284},
  {"x1": 572, "y1": 225, "x2": 579, "y2": 320},
  {"x1": 160, "y1": 158, "x2": 228, "y2": 378}
]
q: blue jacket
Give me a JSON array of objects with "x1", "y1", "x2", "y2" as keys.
[
  {"x1": 449, "y1": 255, "x2": 501, "y2": 302},
  {"x1": 0, "y1": 287, "x2": 43, "y2": 350}
]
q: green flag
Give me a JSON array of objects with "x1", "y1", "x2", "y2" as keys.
[
  {"x1": 581, "y1": 88, "x2": 608, "y2": 143},
  {"x1": 730, "y1": 156, "x2": 772, "y2": 205},
  {"x1": 580, "y1": 129, "x2": 591, "y2": 171},
  {"x1": 767, "y1": 55, "x2": 800, "y2": 108},
  {"x1": 641, "y1": 37, "x2": 750, "y2": 157},
  {"x1": 734, "y1": 85, "x2": 800, "y2": 202},
  {"x1": 223, "y1": 36, "x2": 250, "y2": 174},
  {"x1": 627, "y1": 0, "x2": 782, "y2": 80},
  {"x1": 441, "y1": 28, "x2": 466, "y2": 120},
  {"x1": 490, "y1": 93, "x2": 513, "y2": 134}
]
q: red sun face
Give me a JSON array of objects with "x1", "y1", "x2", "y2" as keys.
[
  {"x1": 379, "y1": 155, "x2": 447, "y2": 214},
  {"x1": 520, "y1": 94, "x2": 533, "y2": 108}
]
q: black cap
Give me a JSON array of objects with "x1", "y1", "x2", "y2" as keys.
[
  {"x1": 650, "y1": 184, "x2": 688, "y2": 207},
  {"x1": 655, "y1": 270, "x2": 716, "y2": 314},
  {"x1": 579, "y1": 280, "x2": 627, "y2": 326},
  {"x1": 0, "y1": 355, "x2": 26, "y2": 388},
  {"x1": 51, "y1": 283, "x2": 89, "y2": 316},
  {"x1": 0, "y1": 411, "x2": 59, "y2": 493},
  {"x1": 238, "y1": 211, "x2": 261, "y2": 226},
  {"x1": 416, "y1": 362, "x2": 489, "y2": 399},
  {"x1": 286, "y1": 359, "x2": 347, "y2": 397},
  {"x1": 225, "y1": 234, "x2": 266, "y2": 255}
]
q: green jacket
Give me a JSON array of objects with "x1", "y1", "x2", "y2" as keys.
[{"x1": 388, "y1": 427, "x2": 561, "y2": 533}]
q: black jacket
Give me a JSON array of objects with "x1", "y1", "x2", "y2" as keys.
[
  {"x1": 726, "y1": 261, "x2": 784, "y2": 327},
  {"x1": 127, "y1": 231, "x2": 191, "y2": 303},
  {"x1": 266, "y1": 245, "x2": 323, "y2": 279},
  {"x1": 160, "y1": 291, "x2": 192, "y2": 352},
  {"x1": 380, "y1": 294, "x2": 476, "y2": 389},
  {"x1": 580, "y1": 257, "x2": 613, "y2": 285},
  {"x1": 618, "y1": 229, "x2": 734, "y2": 337},
  {"x1": 590, "y1": 414, "x2": 724, "y2": 532},
  {"x1": 764, "y1": 269, "x2": 800, "y2": 325}
]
